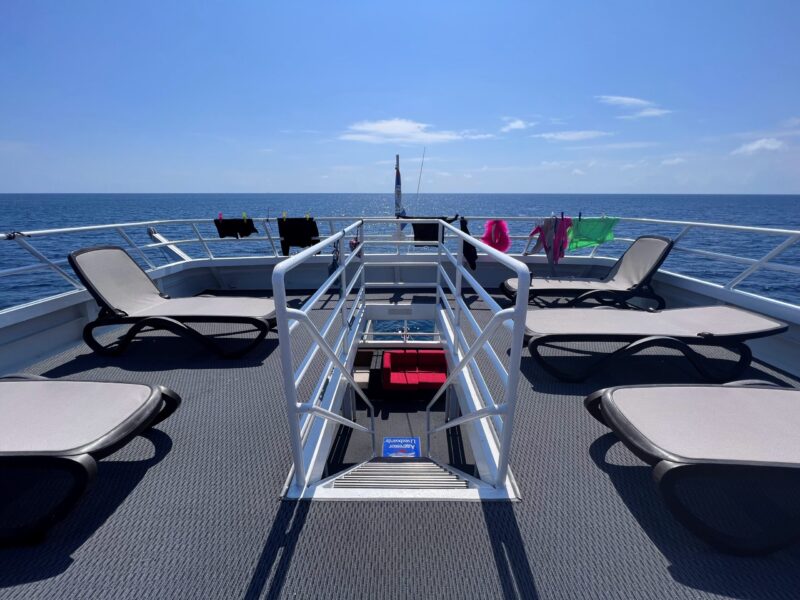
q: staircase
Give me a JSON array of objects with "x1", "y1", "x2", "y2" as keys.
[{"x1": 333, "y1": 458, "x2": 469, "y2": 489}]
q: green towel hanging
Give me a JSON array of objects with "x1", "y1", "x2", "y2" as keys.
[{"x1": 567, "y1": 217, "x2": 619, "y2": 250}]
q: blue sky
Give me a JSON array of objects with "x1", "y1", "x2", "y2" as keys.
[{"x1": 1, "y1": 1, "x2": 799, "y2": 193}]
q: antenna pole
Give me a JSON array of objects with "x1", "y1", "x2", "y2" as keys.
[{"x1": 415, "y1": 147, "x2": 426, "y2": 200}]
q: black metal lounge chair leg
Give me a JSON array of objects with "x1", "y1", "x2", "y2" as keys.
[
  {"x1": 583, "y1": 389, "x2": 608, "y2": 425},
  {"x1": 84, "y1": 317, "x2": 269, "y2": 359},
  {"x1": 83, "y1": 320, "x2": 128, "y2": 356},
  {"x1": 527, "y1": 336, "x2": 593, "y2": 382},
  {"x1": 0, "y1": 454, "x2": 97, "y2": 545},
  {"x1": 687, "y1": 340, "x2": 752, "y2": 383},
  {"x1": 201, "y1": 318, "x2": 269, "y2": 359},
  {"x1": 529, "y1": 335, "x2": 753, "y2": 383},
  {"x1": 640, "y1": 286, "x2": 666, "y2": 310},
  {"x1": 653, "y1": 461, "x2": 800, "y2": 556},
  {"x1": 152, "y1": 386, "x2": 183, "y2": 425},
  {"x1": 565, "y1": 290, "x2": 631, "y2": 309}
]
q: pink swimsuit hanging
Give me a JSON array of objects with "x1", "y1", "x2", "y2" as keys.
[{"x1": 481, "y1": 219, "x2": 511, "y2": 252}]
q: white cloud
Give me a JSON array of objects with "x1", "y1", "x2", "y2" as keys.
[
  {"x1": 340, "y1": 118, "x2": 489, "y2": 144},
  {"x1": 731, "y1": 138, "x2": 785, "y2": 155},
  {"x1": 533, "y1": 130, "x2": 611, "y2": 142},
  {"x1": 597, "y1": 95, "x2": 671, "y2": 119},
  {"x1": 596, "y1": 95, "x2": 652, "y2": 107},
  {"x1": 463, "y1": 132, "x2": 496, "y2": 140},
  {"x1": 568, "y1": 141, "x2": 658, "y2": 150},
  {"x1": 618, "y1": 107, "x2": 672, "y2": 120},
  {"x1": 540, "y1": 160, "x2": 573, "y2": 169},
  {"x1": 782, "y1": 117, "x2": 800, "y2": 128},
  {"x1": 572, "y1": 168, "x2": 586, "y2": 176},
  {"x1": 500, "y1": 117, "x2": 536, "y2": 133},
  {"x1": 661, "y1": 157, "x2": 686, "y2": 166}
]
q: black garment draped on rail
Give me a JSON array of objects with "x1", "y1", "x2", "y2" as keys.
[
  {"x1": 277, "y1": 218, "x2": 320, "y2": 255},
  {"x1": 214, "y1": 218, "x2": 258, "y2": 239},
  {"x1": 401, "y1": 216, "x2": 458, "y2": 244}
]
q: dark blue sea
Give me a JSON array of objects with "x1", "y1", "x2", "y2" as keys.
[{"x1": 1, "y1": 194, "x2": 799, "y2": 310}]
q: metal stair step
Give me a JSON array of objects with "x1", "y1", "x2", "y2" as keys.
[{"x1": 333, "y1": 458, "x2": 469, "y2": 489}]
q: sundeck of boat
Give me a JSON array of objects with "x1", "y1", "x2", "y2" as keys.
[{"x1": 1, "y1": 214, "x2": 799, "y2": 598}]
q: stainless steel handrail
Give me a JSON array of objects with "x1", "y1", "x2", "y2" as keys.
[
  {"x1": 272, "y1": 219, "x2": 371, "y2": 488},
  {"x1": 2, "y1": 214, "x2": 798, "y2": 309},
  {"x1": 425, "y1": 219, "x2": 531, "y2": 488}
]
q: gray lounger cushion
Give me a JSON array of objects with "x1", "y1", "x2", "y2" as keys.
[
  {"x1": 0, "y1": 377, "x2": 181, "y2": 544},
  {"x1": 525, "y1": 305, "x2": 784, "y2": 340},
  {"x1": 70, "y1": 247, "x2": 276, "y2": 319},
  {"x1": 505, "y1": 235, "x2": 672, "y2": 295},
  {"x1": 504, "y1": 277, "x2": 624, "y2": 295},
  {"x1": 587, "y1": 383, "x2": 800, "y2": 555},
  {"x1": 0, "y1": 380, "x2": 162, "y2": 455},
  {"x1": 69, "y1": 245, "x2": 276, "y2": 357},
  {"x1": 134, "y1": 296, "x2": 276, "y2": 319},
  {"x1": 603, "y1": 385, "x2": 800, "y2": 465}
]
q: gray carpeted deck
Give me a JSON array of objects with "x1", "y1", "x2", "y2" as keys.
[{"x1": 1, "y1": 291, "x2": 799, "y2": 599}]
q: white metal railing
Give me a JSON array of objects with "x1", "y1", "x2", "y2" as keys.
[
  {"x1": 270, "y1": 216, "x2": 530, "y2": 491},
  {"x1": 2, "y1": 215, "x2": 799, "y2": 311},
  {"x1": 425, "y1": 220, "x2": 530, "y2": 488},
  {"x1": 271, "y1": 219, "x2": 372, "y2": 488}
]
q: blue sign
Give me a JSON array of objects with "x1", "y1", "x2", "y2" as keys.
[{"x1": 382, "y1": 436, "x2": 420, "y2": 458}]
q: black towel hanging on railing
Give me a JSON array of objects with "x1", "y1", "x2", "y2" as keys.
[
  {"x1": 401, "y1": 215, "x2": 458, "y2": 244},
  {"x1": 214, "y1": 218, "x2": 258, "y2": 239},
  {"x1": 277, "y1": 217, "x2": 320, "y2": 256},
  {"x1": 460, "y1": 217, "x2": 478, "y2": 270}
]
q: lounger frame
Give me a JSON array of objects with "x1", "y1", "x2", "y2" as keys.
[
  {"x1": 526, "y1": 325, "x2": 786, "y2": 382},
  {"x1": 504, "y1": 235, "x2": 674, "y2": 310},
  {"x1": 584, "y1": 382, "x2": 800, "y2": 555},
  {"x1": 69, "y1": 246, "x2": 275, "y2": 358},
  {"x1": 0, "y1": 375, "x2": 181, "y2": 544}
]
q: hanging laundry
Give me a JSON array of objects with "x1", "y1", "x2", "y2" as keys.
[
  {"x1": 567, "y1": 217, "x2": 619, "y2": 250},
  {"x1": 460, "y1": 217, "x2": 478, "y2": 270},
  {"x1": 277, "y1": 217, "x2": 320, "y2": 255},
  {"x1": 481, "y1": 219, "x2": 511, "y2": 252},
  {"x1": 401, "y1": 216, "x2": 458, "y2": 244},
  {"x1": 553, "y1": 216, "x2": 573, "y2": 264},
  {"x1": 529, "y1": 217, "x2": 556, "y2": 256},
  {"x1": 213, "y1": 217, "x2": 258, "y2": 239}
]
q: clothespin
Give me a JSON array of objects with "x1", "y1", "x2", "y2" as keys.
[
  {"x1": 242, "y1": 211, "x2": 248, "y2": 220},
  {"x1": 578, "y1": 211, "x2": 582, "y2": 221},
  {"x1": 218, "y1": 212, "x2": 223, "y2": 220},
  {"x1": 305, "y1": 212, "x2": 310, "y2": 220},
  {"x1": 282, "y1": 211, "x2": 287, "y2": 221}
]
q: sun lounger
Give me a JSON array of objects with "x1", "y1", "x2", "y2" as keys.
[
  {"x1": 0, "y1": 375, "x2": 181, "y2": 543},
  {"x1": 584, "y1": 382, "x2": 800, "y2": 555},
  {"x1": 69, "y1": 246, "x2": 276, "y2": 357},
  {"x1": 502, "y1": 235, "x2": 673, "y2": 309},
  {"x1": 525, "y1": 305, "x2": 786, "y2": 381}
]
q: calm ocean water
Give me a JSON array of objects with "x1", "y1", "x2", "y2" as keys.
[{"x1": 1, "y1": 193, "x2": 799, "y2": 310}]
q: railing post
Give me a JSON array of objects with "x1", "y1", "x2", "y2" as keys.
[
  {"x1": 190, "y1": 223, "x2": 214, "y2": 259},
  {"x1": 337, "y1": 235, "x2": 347, "y2": 327},
  {"x1": 272, "y1": 268, "x2": 307, "y2": 488},
  {"x1": 726, "y1": 234, "x2": 800, "y2": 290},
  {"x1": 263, "y1": 219, "x2": 279, "y2": 257},
  {"x1": 115, "y1": 227, "x2": 156, "y2": 268},
  {"x1": 452, "y1": 223, "x2": 464, "y2": 353},
  {"x1": 495, "y1": 264, "x2": 530, "y2": 488},
  {"x1": 12, "y1": 236, "x2": 82, "y2": 288}
]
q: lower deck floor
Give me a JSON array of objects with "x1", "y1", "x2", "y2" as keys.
[{"x1": 1, "y1": 290, "x2": 799, "y2": 599}]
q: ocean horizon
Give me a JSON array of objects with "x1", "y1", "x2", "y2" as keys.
[{"x1": 1, "y1": 193, "x2": 799, "y2": 309}]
